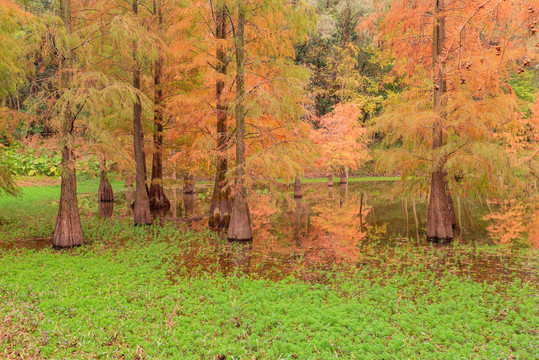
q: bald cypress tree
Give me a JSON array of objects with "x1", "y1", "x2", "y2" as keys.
[{"x1": 53, "y1": 0, "x2": 84, "y2": 248}]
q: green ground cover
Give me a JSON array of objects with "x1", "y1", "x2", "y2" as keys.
[
  {"x1": 1, "y1": 227, "x2": 537, "y2": 359},
  {"x1": 0, "y1": 179, "x2": 537, "y2": 359}
]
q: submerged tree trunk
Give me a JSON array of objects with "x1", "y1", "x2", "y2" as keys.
[
  {"x1": 340, "y1": 168, "x2": 348, "y2": 184},
  {"x1": 149, "y1": 5, "x2": 170, "y2": 211},
  {"x1": 132, "y1": 0, "x2": 151, "y2": 225},
  {"x1": 209, "y1": 3, "x2": 232, "y2": 229},
  {"x1": 183, "y1": 173, "x2": 195, "y2": 194},
  {"x1": 53, "y1": 0, "x2": 83, "y2": 248},
  {"x1": 427, "y1": 0, "x2": 453, "y2": 241},
  {"x1": 293, "y1": 177, "x2": 302, "y2": 198},
  {"x1": 228, "y1": 2, "x2": 252, "y2": 241},
  {"x1": 183, "y1": 193, "x2": 195, "y2": 216},
  {"x1": 98, "y1": 156, "x2": 114, "y2": 202}
]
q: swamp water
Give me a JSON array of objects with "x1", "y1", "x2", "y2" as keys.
[{"x1": 2, "y1": 181, "x2": 537, "y2": 284}]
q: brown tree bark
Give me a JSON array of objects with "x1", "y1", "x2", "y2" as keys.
[
  {"x1": 183, "y1": 173, "x2": 195, "y2": 194},
  {"x1": 132, "y1": 0, "x2": 151, "y2": 225},
  {"x1": 53, "y1": 126, "x2": 84, "y2": 248},
  {"x1": 340, "y1": 167, "x2": 348, "y2": 184},
  {"x1": 339, "y1": 182, "x2": 348, "y2": 206},
  {"x1": 183, "y1": 193, "x2": 195, "y2": 216},
  {"x1": 293, "y1": 197, "x2": 303, "y2": 246},
  {"x1": 98, "y1": 156, "x2": 114, "y2": 202},
  {"x1": 98, "y1": 201, "x2": 114, "y2": 219},
  {"x1": 341, "y1": 7, "x2": 351, "y2": 46},
  {"x1": 209, "y1": 3, "x2": 232, "y2": 228},
  {"x1": 427, "y1": 0, "x2": 453, "y2": 241},
  {"x1": 293, "y1": 177, "x2": 302, "y2": 198},
  {"x1": 328, "y1": 174, "x2": 334, "y2": 187},
  {"x1": 149, "y1": 4, "x2": 170, "y2": 211},
  {"x1": 53, "y1": 0, "x2": 84, "y2": 248},
  {"x1": 228, "y1": 2, "x2": 252, "y2": 241}
]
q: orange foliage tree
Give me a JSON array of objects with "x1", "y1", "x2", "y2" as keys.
[
  {"x1": 313, "y1": 102, "x2": 370, "y2": 182},
  {"x1": 375, "y1": 0, "x2": 538, "y2": 241},
  {"x1": 165, "y1": 0, "x2": 316, "y2": 238}
]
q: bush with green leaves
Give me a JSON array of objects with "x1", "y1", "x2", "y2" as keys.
[
  {"x1": 0, "y1": 145, "x2": 61, "y2": 176},
  {"x1": 0, "y1": 144, "x2": 100, "y2": 177}
]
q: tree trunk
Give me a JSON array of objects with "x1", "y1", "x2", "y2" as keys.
[
  {"x1": 340, "y1": 167, "x2": 348, "y2": 184},
  {"x1": 183, "y1": 193, "x2": 195, "y2": 216},
  {"x1": 209, "y1": 3, "x2": 232, "y2": 229},
  {"x1": 149, "y1": 5, "x2": 170, "y2": 211},
  {"x1": 293, "y1": 177, "x2": 302, "y2": 198},
  {"x1": 183, "y1": 173, "x2": 195, "y2": 194},
  {"x1": 427, "y1": 0, "x2": 453, "y2": 241},
  {"x1": 98, "y1": 156, "x2": 114, "y2": 202},
  {"x1": 132, "y1": 0, "x2": 151, "y2": 225},
  {"x1": 403, "y1": 196, "x2": 409, "y2": 238},
  {"x1": 427, "y1": 170, "x2": 454, "y2": 241},
  {"x1": 53, "y1": 0, "x2": 84, "y2": 248},
  {"x1": 98, "y1": 201, "x2": 114, "y2": 219},
  {"x1": 228, "y1": 2, "x2": 252, "y2": 241},
  {"x1": 412, "y1": 196, "x2": 420, "y2": 241},
  {"x1": 359, "y1": 192, "x2": 364, "y2": 230},
  {"x1": 293, "y1": 197, "x2": 303, "y2": 246},
  {"x1": 341, "y1": 7, "x2": 351, "y2": 46},
  {"x1": 339, "y1": 182, "x2": 348, "y2": 205},
  {"x1": 328, "y1": 174, "x2": 333, "y2": 187},
  {"x1": 53, "y1": 131, "x2": 84, "y2": 248}
]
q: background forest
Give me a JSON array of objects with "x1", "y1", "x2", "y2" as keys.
[{"x1": 0, "y1": 0, "x2": 538, "y2": 358}]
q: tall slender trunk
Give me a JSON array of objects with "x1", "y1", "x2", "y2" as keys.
[
  {"x1": 412, "y1": 196, "x2": 420, "y2": 241},
  {"x1": 228, "y1": 2, "x2": 252, "y2": 241},
  {"x1": 294, "y1": 198, "x2": 303, "y2": 246},
  {"x1": 53, "y1": 0, "x2": 84, "y2": 248},
  {"x1": 328, "y1": 174, "x2": 333, "y2": 187},
  {"x1": 209, "y1": 3, "x2": 232, "y2": 228},
  {"x1": 427, "y1": 0, "x2": 453, "y2": 241},
  {"x1": 149, "y1": 4, "x2": 170, "y2": 211},
  {"x1": 132, "y1": 0, "x2": 151, "y2": 225}
]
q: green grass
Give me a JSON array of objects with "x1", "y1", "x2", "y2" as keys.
[
  {"x1": 1, "y1": 226, "x2": 537, "y2": 359},
  {"x1": 301, "y1": 176, "x2": 399, "y2": 183},
  {"x1": 0, "y1": 178, "x2": 123, "y2": 241},
  {"x1": 0, "y1": 178, "x2": 537, "y2": 359}
]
